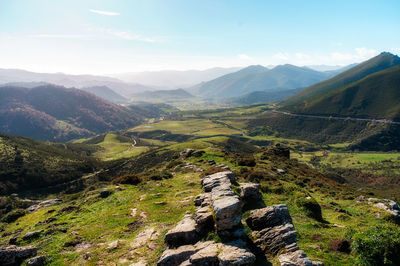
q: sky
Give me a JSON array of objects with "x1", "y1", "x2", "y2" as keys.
[{"x1": 0, "y1": 0, "x2": 399, "y2": 74}]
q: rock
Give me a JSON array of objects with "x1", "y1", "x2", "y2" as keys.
[
  {"x1": 22, "y1": 230, "x2": 43, "y2": 241},
  {"x1": 107, "y1": 240, "x2": 120, "y2": 250},
  {"x1": 0, "y1": 245, "x2": 37, "y2": 265},
  {"x1": 202, "y1": 171, "x2": 235, "y2": 193},
  {"x1": 130, "y1": 260, "x2": 147, "y2": 266},
  {"x1": 165, "y1": 214, "x2": 200, "y2": 247},
  {"x1": 131, "y1": 208, "x2": 137, "y2": 217},
  {"x1": 192, "y1": 150, "x2": 205, "y2": 157},
  {"x1": 278, "y1": 250, "x2": 313, "y2": 266},
  {"x1": 189, "y1": 242, "x2": 219, "y2": 265},
  {"x1": 131, "y1": 227, "x2": 158, "y2": 249},
  {"x1": 207, "y1": 160, "x2": 216, "y2": 165},
  {"x1": 194, "y1": 193, "x2": 211, "y2": 207},
  {"x1": 218, "y1": 241, "x2": 256, "y2": 266},
  {"x1": 27, "y1": 199, "x2": 62, "y2": 212},
  {"x1": 212, "y1": 196, "x2": 242, "y2": 231},
  {"x1": 157, "y1": 245, "x2": 197, "y2": 266},
  {"x1": 27, "y1": 255, "x2": 46, "y2": 266},
  {"x1": 240, "y1": 183, "x2": 263, "y2": 202},
  {"x1": 194, "y1": 207, "x2": 214, "y2": 234},
  {"x1": 253, "y1": 223, "x2": 298, "y2": 255},
  {"x1": 246, "y1": 204, "x2": 292, "y2": 231},
  {"x1": 181, "y1": 148, "x2": 195, "y2": 158},
  {"x1": 99, "y1": 190, "x2": 113, "y2": 198}
]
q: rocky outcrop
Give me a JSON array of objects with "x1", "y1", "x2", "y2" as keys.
[
  {"x1": 157, "y1": 240, "x2": 255, "y2": 266},
  {"x1": 358, "y1": 196, "x2": 400, "y2": 222},
  {"x1": 165, "y1": 214, "x2": 201, "y2": 247},
  {"x1": 246, "y1": 205, "x2": 322, "y2": 265},
  {"x1": 27, "y1": 199, "x2": 62, "y2": 212},
  {"x1": 27, "y1": 255, "x2": 46, "y2": 266},
  {"x1": 0, "y1": 245, "x2": 37, "y2": 265}
]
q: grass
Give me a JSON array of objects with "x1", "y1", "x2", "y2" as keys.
[{"x1": 93, "y1": 133, "x2": 149, "y2": 161}]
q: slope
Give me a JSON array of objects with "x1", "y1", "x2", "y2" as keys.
[
  {"x1": 298, "y1": 65, "x2": 400, "y2": 120},
  {"x1": 0, "y1": 85, "x2": 141, "y2": 141},
  {"x1": 283, "y1": 52, "x2": 400, "y2": 109},
  {"x1": 81, "y1": 86, "x2": 128, "y2": 104}
]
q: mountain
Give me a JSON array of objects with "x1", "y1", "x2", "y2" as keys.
[
  {"x1": 0, "y1": 68, "x2": 154, "y2": 96},
  {"x1": 0, "y1": 85, "x2": 141, "y2": 141},
  {"x1": 289, "y1": 65, "x2": 400, "y2": 120},
  {"x1": 81, "y1": 86, "x2": 128, "y2": 104},
  {"x1": 111, "y1": 67, "x2": 242, "y2": 89},
  {"x1": 226, "y1": 88, "x2": 302, "y2": 105},
  {"x1": 283, "y1": 52, "x2": 400, "y2": 109},
  {"x1": 189, "y1": 64, "x2": 331, "y2": 99},
  {"x1": 130, "y1": 89, "x2": 196, "y2": 103}
]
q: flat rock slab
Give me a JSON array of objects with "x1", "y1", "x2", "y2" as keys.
[
  {"x1": 202, "y1": 171, "x2": 235, "y2": 192},
  {"x1": 157, "y1": 245, "x2": 197, "y2": 266},
  {"x1": 246, "y1": 204, "x2": 292, "y2": 231},
  {"x1": 279, "y1": 250, "x2": 324, "y2": 266},
  {"x1": 165, "y1": 214, "x2": 200, "y2": 248},
  {"x1": 213, "y1": 196, "x2": 242, "y2": 231}
]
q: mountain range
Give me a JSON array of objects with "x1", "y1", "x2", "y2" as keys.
[
  {"x1": 189, "y1": 64, "x2": 347, "y2": 99},
  {"x1": 0, "y1": 84, "x2": 141, "y2": 141}
]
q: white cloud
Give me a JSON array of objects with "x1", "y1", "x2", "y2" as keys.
[
  {"x1": 238, "y1": 54, "x2": 252, "y2": 60},
  {"x1": 87, "y1": 27, "x2": 159, "y2": 43},
  {"x1": 29, "y1": 34, "x2": 91, "y2": 40},
  {"x1": 331, "y1": 47, "x2": 378, "y2": 63},
  {"x1": 89, "y1": 9, "x2": 120, "y2": 16},
  {"x1": 273, "y1": 52, "x2": 290, "y2": 61}
]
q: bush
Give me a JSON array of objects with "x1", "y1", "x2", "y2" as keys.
[
  {"x1": 352, "y1": 224, "x2": 400, "y2": 265},
  {"x1": 329, "y1": 239, "x2": 351, "y2": 253},
  {"x1": 200, "y1": 167, "x2": 227, "y2": 178},
  {"x1": 238, "y1": 157, "x2": 256, "y2": 167},
  {"x1": 112, "y1": 175, "x2": 142, "y2": 185},
  {"x1": 296, "y1": 196, "x2": 323, "y2": 221},
  {"x1": 1, "y1": 208, "x2": 26, "y2": 223},
  {"x1": 150, "y1": 171, "x2": 173, "y2": 181},
  {"x1": 247, "y1": 171, "x2": 265, "y2": 182}
]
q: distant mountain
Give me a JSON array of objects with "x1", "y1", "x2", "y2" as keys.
[
  {"x1": 283, "y1": 52, "x2": 400, "y2": 109},
  {"x1": 130, "y1": 89, "x2": 196, "y2": 103},
  {"x1": 0, "y1": 85, "x2": 141, "y2": 141},
  {"x1": 81, "y1": 86, "x2": 127, "y2": 104},
  {"x1": 111, "y1": 67, "x2": 242, "y2": 89},
  {"x1": 0, "y1": 68, "x2": 154, "y2": 96},
  {"x1": 226, "y1": 88, "x2": 302, "y2": 105},
  {"x1": 290, "y1": 65, "x2": 400, "y2": 120},
  {"x1": 126, "y1": 103, "x2": 179, "y2": 118},
  {"x1": 189, "y1": 64, "x2": 331, "y2": 99}
]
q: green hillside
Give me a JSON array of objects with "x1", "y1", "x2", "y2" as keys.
[
  {"x1": 297, "y1": 65, "x2": 400, "y2": 120},
  {"x1": 284, "y1": 52, "x2": 400, "y2": 110}
]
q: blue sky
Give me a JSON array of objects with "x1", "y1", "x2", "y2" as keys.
[{"x1": 0, "y1": 0, "x2": 399, "y2": 74}]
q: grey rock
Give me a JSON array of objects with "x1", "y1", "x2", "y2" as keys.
[
  {"x1": 189, "y1": 242, "x2": 219, "y2": 265},
  {"x1": 246, "y1": 204, "x2": 292, "y2": 231},
  {"x1": 22, "y1": 230, "x2": 43, "y2": 241},
  {"x1": 194, "y1": 193, "x2": 211, "y2": 207},
  {"x1": 212, "y1": 196, "x2": 243, "y2": 231},
  {"x1": 240, "y1": 183, "x2": 263, "y2": 201},
  {"x1": 253, "y1": 223, "x2": 298, "y2": 255},
  {"x1": 194, "y1": 206, "x2": 214, "y2": 234},
  {"x1": 27, "y1": 199, "x2": 62, "y2": 212},
  {"x1": 202, "y1": 172, "x2": 235, "y2": 193},
  {"x1": 27, "y1": 255, "x2": 46, "y2": 266},
  {"x1": 279, "y1": 250, "x2": 323, "y2": 266},
  {"x1": 218, "y1": 241, "x2": 256, "y2": 266},
  {"x1": 157, "y1": 245, "x2": 197, "y2": 266},
  {"x1": 0, "y1": 245, "x2": 37, "y2": 265},
  {"x1": 165, "y1": 214, "x2": 200, "y2": 248}
]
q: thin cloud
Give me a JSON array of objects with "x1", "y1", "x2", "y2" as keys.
[
  {"x1": 89, "y1": 9, "x2": 120, "y2": 16},
  {"x1": 91, "y1": 27, "x2": 158, "y2": 43},
  {"x1": 238, "y1": 54, "x2": 252, "y2": 60},
  {"x1": 30, "y1": 34, "x2": 91, "y2": 40}
]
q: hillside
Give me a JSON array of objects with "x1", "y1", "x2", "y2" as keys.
[
  {"x1": 190, "y1": 64, "x2": 331, "y2": 99},
  {"x1": 0, "y1": 85, "x2": 141, "y2": 141},
  {"x1": 81, "y1": 86, "x2": 128, "y2": 104},
  {"x1": 0, "y1": 133, "x2": 99, "y2": 195},
  {"x1": 226, "y1": 88, "x2": 302, "y2": 105},
  {"x1": 296, "y1": 65, "x2": 400, "y2": 120},
  {"x1": 284, "y1": 52, "x2": 400, "y2": 109}
]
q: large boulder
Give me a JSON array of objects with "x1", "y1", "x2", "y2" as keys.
[
  {"x1": 157, "y1": 245, "x2": 197, "y2": 266},
  {"x1": 194, "y1": 193, "x2": 211, "y2": 207},
  {"x1": 0, "y1": 245, "x2": 37, "y2": 266},
  {"x1": 27, "y1": 255, "x2": 46, "y2": 266},
  {"x1": 218, "y1": 241, "x2": 256, "y2": 266},
  {"x1": 165, "y1": 214, "x2": 200, "y2": 248},
  {"x1": 279, "y1": 250, "x2": 324, "y2": 266},
  {"x1": 246, "y1": 205, "x2": 292, "y2": 231},
  {"x1": 212, "y1": 196, "x2": 243, "y2": 231},
  {"x1": 253, "y1": 223, "x2": 298, "y2": 255},
  {"x1": 194, "y1": 206, "x2": 214, "y2": 234},
  {"x1": 202, "y1": 171, "x2": 236, "y2": 192},
  {"x1": 240, "y1": 183, "x2": 262, "y2": 201}
]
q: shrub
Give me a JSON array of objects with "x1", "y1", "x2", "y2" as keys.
[
  {"x1": 200, "y1": 167, "x2": 227, "y2": 178},
  {"x1": 352, "y1": 224, "x2": 400, "y2": 265},
  {"x1": 247, "y1": 170, "x2": 265, "y2": 182},
  {"x1": 238, "y1": 157, "x2": 256, "y2": 167},
  {"x1": 329, "y1": 239, "x2": 351, "y2": 253},
  {"x1": 296, "y1": 196, "x2": 323, "y2": 221},
  {"x1": 150, "y1": 171, "x2": 173, "y2": 180},
  {"x1": 112, "y1": 175, "x2": 142, "y2": 185},
  {"x1": 1, "y1": 208, "x2": 26, "y2": 223}
]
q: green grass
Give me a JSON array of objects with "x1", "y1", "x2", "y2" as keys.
[{"x1": 93, "y1": 133, "x2": 149, "y2": 161}]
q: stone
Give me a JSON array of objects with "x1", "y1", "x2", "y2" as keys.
[
  {"x1": 194, "y1": 207, "x2": 214, "y2": 234},
  {"x1": 240, "y1": 183, "x2": 263, "y2": 201},
  {"x1": 157, "y1": 245, "x2": 197, "y2": 266},
  {"x1": 165, "y1": 214, "x2": 200, "y2": 247},
  {"x1": 189, "y1": 243, "x2": 219, "y2": 265},
  {"x1": 194, "y1": 193, "x2": 211, "y2": 207},
  {"x1": 218, "y1": 241, "x2": 256, "y2": 266},
  {"x1": 253, "y1": 223, "x2": 298, "y2": 255},
  {"x1": 192, "y1": 150, "x2": 205, "y2": 157},
  {"x1": 278, "y1": 250, "x2": 313, "y2": 266},
  {"x1": 131, "y1": 208, "x2": 137, "y2": 217},
  {"x1": 27, "y1": 199, "x2": 62, "y2": 212},
  {"x1": 22, "y1": 230, "x2": 43, "y2": 241},
  {"x1": 202, "y1": 172, "x2": 235, "y2": 193},
  {"x1": 27, "y1": 255, "x2": 46, "y2": 266},
  {"x1": 107, "y1": 240, "x2": 120, "y2": 250},
  {"x1": 131, "y1": 227, "x2": 158, "y2": 249},
  {"x1": 0, "y1": 245, "x2": 37, "y2": 266},
  {"x1": 181, "y1": 148, "x2": 195, "y2": 158},
  {"x1": 246, "y1": 204, "x2": 292, "y2": 231},
  {"x1": 212, "y1": 196, "x2": 243, "y2": 231}
]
